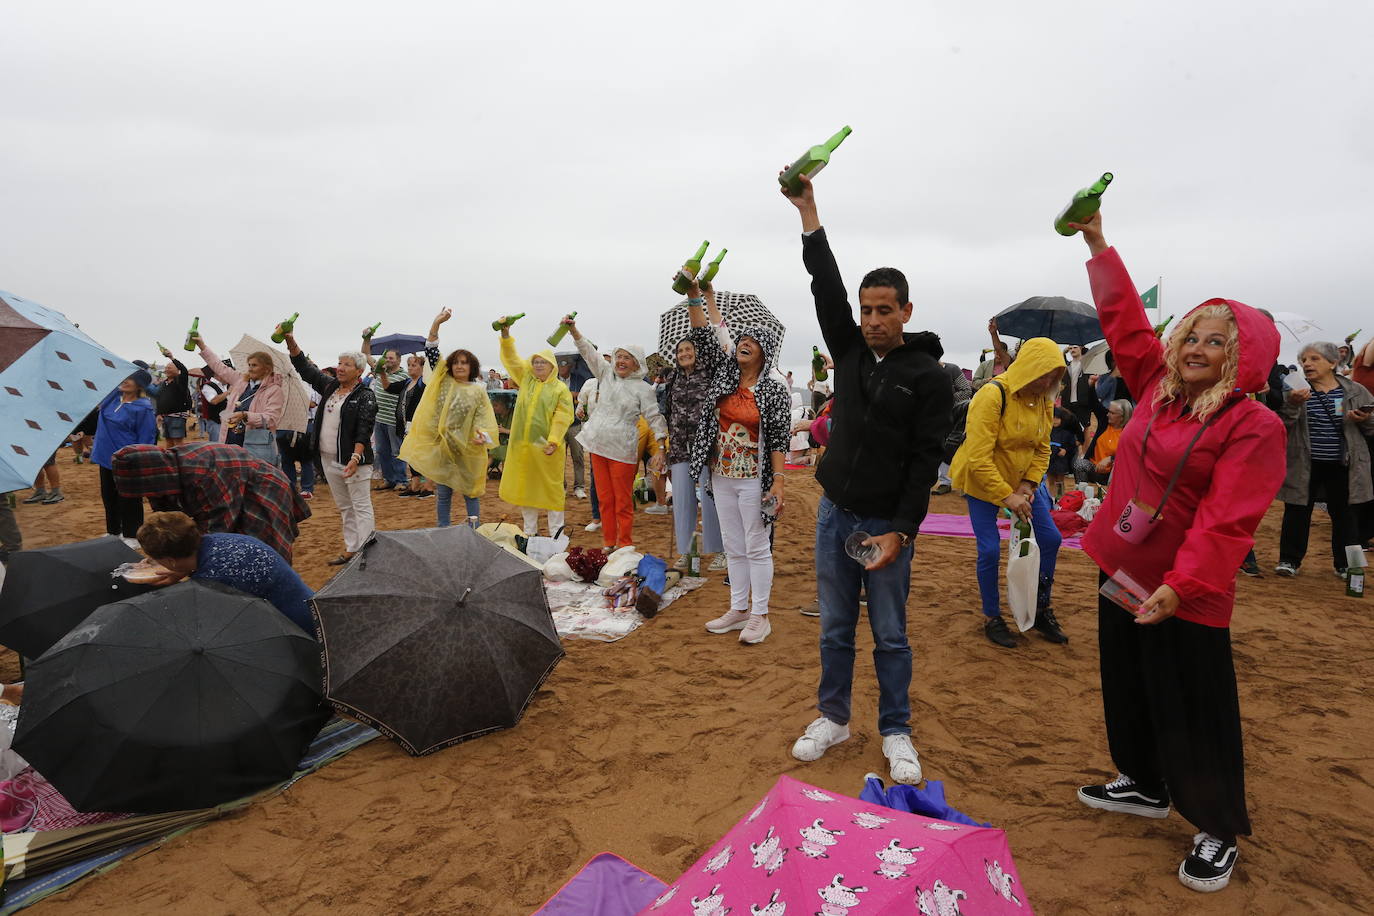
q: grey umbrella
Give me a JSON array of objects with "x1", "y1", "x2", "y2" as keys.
[
  {"x1": 994, "y1": 296, "x2": 1103, "y2": 346},
  {"x1": 311, "y1": 526, "x2": 563, "y2": 756}
]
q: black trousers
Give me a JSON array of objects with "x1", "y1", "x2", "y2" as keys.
[
  {"x1": 99, "y1": 466, "x2": 143, "y2": 538},
  {"x1": 1278, "y1": 459, "x2": 1358, "y2": 570},
  {"x1": 1097, "y1": 573, "x2": 1250, "y2": 840}
]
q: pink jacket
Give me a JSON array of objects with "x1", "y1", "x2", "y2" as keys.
[
  {"x1": 201, "y1": 346, "x2": 286, "y2": 439},
  {"x1": 1082, "y1": 248, "x2": 1286, "y2": 628}
]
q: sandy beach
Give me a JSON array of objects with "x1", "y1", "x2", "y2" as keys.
[{"x1": 4, "y1": 456, "x2": 1372, "y2": 914}]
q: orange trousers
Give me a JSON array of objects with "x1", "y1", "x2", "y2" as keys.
[{"x1": 590, "y1": 453, "x2": 639, "y2": 548}]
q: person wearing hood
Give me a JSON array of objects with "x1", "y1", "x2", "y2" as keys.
[
  {"x1": 565, "y1": 317, "x2": 668, "y2": 551},
  {"x1": 399, "y1": 309, "x2": 498, "y2": 526},
  {"x1": 1069, "y1": 209, "x2": 1286, "y2": 894},
  {"x1": 660, "y1": 304, "x2": 726, "y2": 571},
  {"x1": 191, "y1": 336, "x2": 286, "y2": 466},
  {"x1": 498, "y1": 322, "x2": 575, "y2": 537},
  {"x1": 683, "y1": 278, "x2": 792, "y2": 645},
  {"x1": 93, "y1": 369, "x2": 159, "y2": 547},
  {"x1": 781, "y1": 171, "x2": 953, "y2": 788},
  {"x1": 950, "y1": 336, "x2": 1068, "y2": 649}
]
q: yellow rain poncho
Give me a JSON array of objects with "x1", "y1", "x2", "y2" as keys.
[
  {"x1": 499, "y1": 336, "x2": 574, "y2": 511},
  {"x1": 398, "y1": 366, "x2": 498, "y2": 499}
]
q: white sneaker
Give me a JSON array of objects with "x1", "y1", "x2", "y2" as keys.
[
  {"x1": 120, "y1": 537, "x2": 142, "y2": 551},
  {"x1": 883, "y1": 734, "x2": 922, "y2": 785},
  {"x1": 644, "y1": 504, "x2": 669, "y2": 515},
  {"x1": 585, "y1": 520, "x2": 602, "y2": 532},
  {"x1": 705, "y1": 608, "x2": 750, "y2": 633},
  {"x1": 708, "y1": 554, "x2": 728, "y2": 571},
  {"x1": 739, "y1": 614, "x2": 771, "y2": 644},
  {"x1": 672, "y1": 555, "x2": 688, "y2": 569},
  {"x1": 575, "y1": 486, "x2": 587, "y2": 499},
  {"x1": 791, "y1": 717, "x2": 850, "y2": 762}
]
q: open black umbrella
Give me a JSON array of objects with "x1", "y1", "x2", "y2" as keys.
[
  {"x1": 994, "y1": 296, "x2": 1103, "y2": 346},
  {"x1": 0, "y1": 536, "x2": 155, "y2": 659},
  {"x1": 311, "y1": 525, "x2": 563, "y2": 756},
  {"x1": 13, "y1": 579, "x2": 327, "y2": 813}
]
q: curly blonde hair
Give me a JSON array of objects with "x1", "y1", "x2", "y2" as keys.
[{"x1": 1153, "y1": 304, "x2": 1240, "y2": 423}]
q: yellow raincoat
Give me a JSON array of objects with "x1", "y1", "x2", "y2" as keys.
[
  {"x1": 499, "y1": 336, "x2": 574, "y2": 511},
  {"x1": 950, "y1": 337, "x2": 1065, "y2": 504},
  {"x1": 397, "y1": 368, "x2": 498, "y2": 499}
]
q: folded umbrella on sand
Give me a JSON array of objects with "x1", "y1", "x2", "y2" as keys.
[
  {"x1": 13, "y1": 580, "x2": 327, "y2": 813},
  {"x1": 311, "y1": 526, "x2": 564, "y2": 756},
  {"x1": 0, "y1": 537, "x2": 155, "y2": 659},
  {"x1": 648, "y1": 774, "x2": 1029, "y2": 914}
]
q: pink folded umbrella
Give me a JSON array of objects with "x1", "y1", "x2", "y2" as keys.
[{"x1": 641, "y1": 774, "x2": 1031, "y2": 914}]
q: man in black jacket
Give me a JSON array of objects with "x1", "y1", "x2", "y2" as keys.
[{"x1": 782, "y1": 171, "x2": 953, "y2": 785}]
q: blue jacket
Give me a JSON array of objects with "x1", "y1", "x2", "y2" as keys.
[{"x1": 91, "y1": 391, "x2": 158, "y2": 469}]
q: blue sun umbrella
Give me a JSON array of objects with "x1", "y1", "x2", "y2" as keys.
[{"x1": 0, "y1": 291, "x2": 136, "y2": 492}]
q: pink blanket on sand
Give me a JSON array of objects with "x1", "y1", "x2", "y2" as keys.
[{"x1": 918, "y1": 513, "x2": 1084, "y2": 551}]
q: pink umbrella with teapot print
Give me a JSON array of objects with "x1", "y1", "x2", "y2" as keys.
[{"x1": 639, "y1": 774, "x2": 1032, "y2": 915}]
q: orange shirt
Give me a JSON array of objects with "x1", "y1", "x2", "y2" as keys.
[{"x1": 1093, "y1": 424, "x2": 1123, "y2": 464}]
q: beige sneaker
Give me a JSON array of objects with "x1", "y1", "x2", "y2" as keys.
[
  {"x1": 708, "y1": 554, "x2": 728, "y2": 571},
  {"x1": 739, "y1": 614, "x2": 771, "y2": 645},
  {"x1": 672, "y1": 555, "x2": 688, "y2": 569},
  {"x1": 705, "y1": 608, "x2": 751, "y2": 633}
]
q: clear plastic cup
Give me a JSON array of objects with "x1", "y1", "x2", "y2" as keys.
[{"x1": 845, "y1": 531, "x2": 880, "y2": 565}]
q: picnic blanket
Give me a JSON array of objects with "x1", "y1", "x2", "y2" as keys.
[
  {"x1": 0, "y1": 717, "x2": 377, "y2": 913},
  {"x1": 918, "y1": 512, "x2": 1084, "y2": 550},
  {"x1": 545, "y1": 577, "x2": 706, "y2": 642}
]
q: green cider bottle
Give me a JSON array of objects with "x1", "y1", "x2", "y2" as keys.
[
  {"x1": 687, "y1": 532, "x2": 701, "y2": 577},
  {"x1": 1152, "y1": 314, "x2": 1175, "y2": 337},
  {"x1": 1015, "y1": 520, "x2": 1032, "y2": 558},
  {"x1": 183, "y1": 317, "x2": 200, "y2": 351},
  {"x1": 271, "y1": 312, "x2": 300, "y2": 344},
  {"x1": 1346, "y1": 328, "x2": 1363, "y2": 345},
  {"x1": 1347, "y1": 567, "x2": 1365, "y2": 598},
  {"x1": 698, "y1": 248, "x2": 728, "y2": 286},
  {"x1": 492, "y1": 312, "x2": 526, "y2": 332},
  {"x1": 671, "y1": 241, "x2": 711, "y2": 295},
  {"x1": 779, "y1": 126, "x2": 853, "y2": 195},
  {"x1": 812, "y1": 346, "x2": 828, "y2": 382},
  {"x1": 363, "y1": 321, "x2": 382, "y2": 338},
  {"x1": 1054, "y1": 172, "x2": 1114, "y2": 236},
  {"x1": 547, "y1": 311, "x2": 577, "y2": 347}
]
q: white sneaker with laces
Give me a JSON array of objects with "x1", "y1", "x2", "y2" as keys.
[
  {"x1": 585, "y1": 520, "x2": 602, "y2": 532},
  {"x1": 644, "y1": 504, "x2": 669, "y2": 515},
  {"x1": 708, "y1": 554, "x2": 728, "y2": 571},
  {"x1": 120, "y1": 537, "x2": 142, "y2": 550},
  {"x1": 883, "y1": 734, "x2": 922, "y2": 785},
  {"x1": 791, "y1": 717, "x2": 850, "y2": 762},
  {"x1": 575, "y1": 486, "x2": 587, "y2": 499},
  {"x1": 739, "y1": 614, "x2": 771, "y2": 644},
  {"x1": 672, "y1": 555, "x2": 688, "y2": 569},
  {"x1": 705, "y1": 608, "x2": 750, "y2": 633}
]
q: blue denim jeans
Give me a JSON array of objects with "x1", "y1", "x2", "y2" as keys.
[
  {"x1": 815, "y1": 495, "x2": 914, "y2": 736},
  {"x1": 373, "y1": 421, "x2": 408, "y2": 486},
  {"x1": 670, "y1": 462, "x2": 724, "y2": 555},
  {"x1": 965, "y1": 482, "x2": 1061, "y2": 618},
  {"x1": 435, "y1": 485, "x2": 481, "y2": 527}
]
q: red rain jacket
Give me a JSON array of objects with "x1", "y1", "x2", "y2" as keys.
[{"x1": 1082, "y1": 248, "x2": 1286, "y2": 628}]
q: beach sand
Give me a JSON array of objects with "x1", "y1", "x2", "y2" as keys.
[{"x1": 4, "y1": 456, "x2": 1372, "y2": 914}]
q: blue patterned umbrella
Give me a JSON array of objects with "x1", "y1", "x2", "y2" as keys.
[{"x1": 0, "y1": 291, "x2": 136, "y2": 492}]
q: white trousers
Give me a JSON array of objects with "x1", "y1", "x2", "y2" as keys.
[
  {"x1": 521, "y1": 507, "x2": 567, "y2": 538},
  {"x1": 321, "y1": 453, "x2": 375, "y2": 553},
  {"x1": 710, "y1": 473, "x2": 773, "y2": 615}
]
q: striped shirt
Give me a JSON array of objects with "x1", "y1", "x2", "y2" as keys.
[
  {"x1": 371, "y1": 369, "x2": 408, "y2": 426},
  {"x1": 1308, "y1": 388, "x2": 1345, "y2": 461}
]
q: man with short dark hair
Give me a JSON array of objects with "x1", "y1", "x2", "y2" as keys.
[{"x1": 782, "y1": 171, "x2": 953, "y2": 785}]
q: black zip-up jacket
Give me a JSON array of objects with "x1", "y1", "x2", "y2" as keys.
[
  {"x1": 803, "y1": 227, "x2": 954, "y2": 535},
  {"x1": 154, "y1": 359, "x2": 194, "y2": 415},
  {"x1": 291, "y1": 352, "x2": 377, "y2": 465}
]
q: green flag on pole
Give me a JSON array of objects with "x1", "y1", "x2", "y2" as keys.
[{"x1": 1140, "y1": 284, "x2": 1159, "y2": 311}]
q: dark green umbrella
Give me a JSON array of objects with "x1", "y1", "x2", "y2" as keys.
[
  {"x1": 311, "y1": 525, "x2": 563, "y2": 756},
  {"x1": 14, "y1": 579, "x2": 327, "y2": 813}
]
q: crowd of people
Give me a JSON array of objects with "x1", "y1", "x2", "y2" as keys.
[{"x1": 6, "y1": 168, "x2": 1369, "y2": 899}]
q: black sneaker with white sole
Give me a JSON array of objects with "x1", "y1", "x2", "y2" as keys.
[
  {"x1": 1179, "y1": 832, "x2": 1237, "y2": 893},
  {"x1": 1077, "y1": 773, "x2": 1171, "y2": 818}
]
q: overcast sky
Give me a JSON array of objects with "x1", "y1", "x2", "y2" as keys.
[{"x1": 5, "y1": 1, "x2": 1372, "y2": 380}]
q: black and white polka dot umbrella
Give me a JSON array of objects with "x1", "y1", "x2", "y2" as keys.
[{"x1": 657, "y1": 290, "x2": 786, "y2": 359}]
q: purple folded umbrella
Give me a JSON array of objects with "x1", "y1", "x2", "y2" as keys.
[
  {"x1": 861, "y1": 774, "x2": 990, "y2": 828},
  {"x1": 532, "y1": 852, "x2": 666, "y2": 915}
]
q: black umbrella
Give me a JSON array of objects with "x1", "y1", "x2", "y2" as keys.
[
  {"x1": 13, "y1": 579, "x2": 327, "y2": 813},
  {"x1": 0, "y1": 536, "x2": 156, "y2": 659},
  {"x1": 311, "y1": 526, "x2": 564, "y2": 756},
  {"x1": 994, "y1": 296, "x2": 1103, "y2": 346}
]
